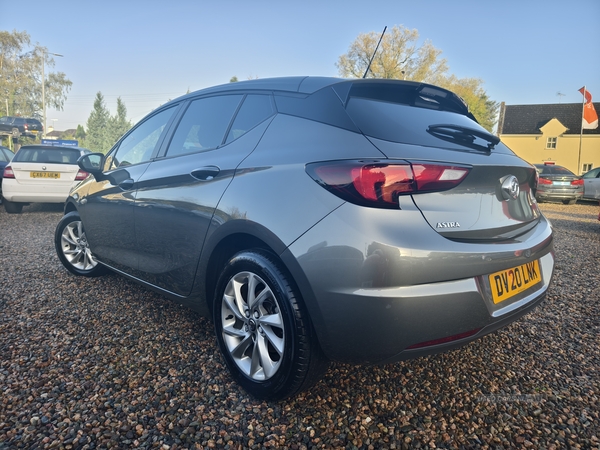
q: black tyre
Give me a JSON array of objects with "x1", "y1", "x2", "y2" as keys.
[
  {"x1": 213, "y1": 249, "x2": 328, "y2": 401},
  {"x1": 563, "y1": 199, "x2": 577, "y2": 205},
  {"x1": 55, "y1": 211, "x2": 107, "y2": 277},
  {"x1": 3, "y1": 198, "x2": 23, "y2": 214}
]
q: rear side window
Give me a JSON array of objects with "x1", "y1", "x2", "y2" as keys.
[
  {"x1": 274, "y1": 88, "x2": 359, "y2": 132},
  {"x1": 225, "y1": 95, "x2": 274, "y2": 144},
  {"x1": 166, "y1": 95, "x2": 243, "y2": 157},
  {"x1": 13, "y1": 148, "x2": 81, "y2": 164}
]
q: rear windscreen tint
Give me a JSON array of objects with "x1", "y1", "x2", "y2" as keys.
[{"x1": 346, "y1": 97, "x2": 489, "y2": 150}]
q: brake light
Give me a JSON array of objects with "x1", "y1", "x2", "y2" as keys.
[
  {"x1": 571, "y1": 179, "x2": 584, "y2": 186},
  {"x1": 3, "y1": 166, "x2": 15, "y2": 179},
  {"x1": 75, "y1": 170, "x2": 89, "y2": 181},
  {"x1": 537, "y1": 177, "x2": 552, "y2": 185},
  {"x1": 307, "y1": 161, "x2": 470, "y2": 208}
]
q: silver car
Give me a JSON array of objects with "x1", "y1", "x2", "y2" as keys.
[
  {"x1": 55, "y1": 77, "x2": 555, "y2": 400},
  {"x1": 582, "y1": 167, "x2": 600, "y2": 200}
]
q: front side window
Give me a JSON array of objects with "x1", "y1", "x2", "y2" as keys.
[
  {"x1": 166, "y1": 95, "x2": 243, "y2": 157},
  {"x1": 108, "y1": 106, "x2": 177, "y2": 170},
  {"x1": 546, "y1": 137, "x2": 557, "y2": 149}
]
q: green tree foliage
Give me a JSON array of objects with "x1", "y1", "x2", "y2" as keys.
[
  {"x1": 82, "y1": 93, "x2": 132, "y2": 153},
  {"x1": 0, "y1": 30, "x2": 72, "y2": 119},
  {"x1": 230, "y1": 76, "x2": 239, "y2": 83},
  {"x1": 85, "y1": 92, "x2": 111, "y2": 153},
  {"x1": 337, "y1": 25, "x2": 498, "y2": 131},
  {"x1": 106, "y1": 97, "x2": 132, "y2": 148},
  {"x1": 75, "y1": 124, "x2": 86, "y2": 141}
]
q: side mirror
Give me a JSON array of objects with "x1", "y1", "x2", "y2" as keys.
[{"x1": 78, "y1": 153, "x2": 105, "y2": 179}]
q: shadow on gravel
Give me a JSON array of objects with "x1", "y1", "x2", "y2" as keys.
[{"x1": 0, "y1": 202, "x2": 65, "y2": 215}]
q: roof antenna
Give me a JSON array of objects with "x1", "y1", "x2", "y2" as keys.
[
  {"x1": 362, "y1": 26, "x2": 387, "y2": 79},
  {"x1": 556, "y1": 92, "x2": 565, "y2": 103}
]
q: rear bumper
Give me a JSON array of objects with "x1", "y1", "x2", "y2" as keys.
[
  {"x1": 2, "y1": 181, "x2": 72, "y2": 203},
  {"x1": 536, "y1": 187, "x2": 583, "y2": 201},
  {"x1": 2, "y1": 190, "x2": 69, "y2": 203},
  {"x1": 286, "y1": 203, "x2": 555, "y2": 364}
]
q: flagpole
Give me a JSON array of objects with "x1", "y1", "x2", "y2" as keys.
[{"x1": 578, "y1": 86, "x2": 585, "y2": 175}]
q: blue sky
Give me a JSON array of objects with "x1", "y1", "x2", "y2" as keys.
[{"x1": 3, "y1": 0, "x2": 599, "y2": 131}]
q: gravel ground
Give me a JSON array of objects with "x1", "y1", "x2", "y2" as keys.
[{"x1": 0, "y1": 202, "x2": 598, "y2": 450}]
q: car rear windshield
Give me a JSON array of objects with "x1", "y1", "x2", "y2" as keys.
[
  {"x1": 536, "y1": 165, "x2": 576, "y2": 176},
  {"x1": 342, "y1": 83, "x2": 496, "y2": 151},
  {"x1": 13, "y1": 148, "x2": 81, "y2": 164}
]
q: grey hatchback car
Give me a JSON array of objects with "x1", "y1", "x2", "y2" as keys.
[{"x1": 55, "y1": 77, "x2": 554, "y2": 400}]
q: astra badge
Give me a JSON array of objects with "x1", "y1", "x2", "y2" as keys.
[
  {"x1": 436, "y1": 222, "x2": 461, "y2": 229},
  {"x1": 501, "y1": 175, "x2": 520, "y2": 200}
]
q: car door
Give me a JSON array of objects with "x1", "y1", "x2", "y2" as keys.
[
  {"x1": 133, "y1": 93, "x2": 276, "y2": 295},
  {"x1": 79, "y1": 105, "x2": 180, "y2": 272},
  {"x1": 583, "y1": 168, "x2": 600, "y2": 199}
]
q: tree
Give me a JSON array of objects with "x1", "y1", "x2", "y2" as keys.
[
  {"x1": 82, "y1": 94, "x2": 132, "y2": 153},
  {"x1": 230, "y1": 76, "x2": 239, "y2": 83},
  {"x1": 85, "y1": 92, "x2": 110, "y2": 153},
  {"x1": 106, "y1": 97, "x2": 132, "y2": 148},
  {"x1": 75, "y1": 124, "x2": 86, "y2": 141},
  {"x1": 337, "y1": 25, "x2": 498, "y2": 131},
  {"x1": 0, "y1": 30, "x2": 72, "y2": 120},
  {"x1": 337, "y1": 25, "x2": 448, "y2": 82}
]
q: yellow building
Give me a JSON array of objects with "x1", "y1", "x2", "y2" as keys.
[{"x1": 498, "y1": 102, "x2": 600, "y2": 175}]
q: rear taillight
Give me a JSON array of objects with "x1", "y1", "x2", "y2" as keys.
[
  {"x1": 3, "y1": 166, "x2": 15, "y2": 179},
  {"x1": 307, "y1": 161, "x2": 470, "y2": 208},
  {"x1": 537, "y1": 177, "x2": 552, "y2": 185},
  {"x1": 75, "y1": 170, "x2": 89, "y2": 181},
  {"x1": 571, "y1": 179, "x2": 584, "y2": 186}
]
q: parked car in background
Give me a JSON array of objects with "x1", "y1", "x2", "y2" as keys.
[
  {"x1": 534, "y1": 163, "x2": 583, "y2": 204},
  {"x1": 0, "y1": 145, "x2": 15, "y2": 201},
  {"x1": 582, "y1": 167, "x2": 600, "y2": 200},
  {"x1": 0, "y1": 116, "x2": 44, "y2": 137},
  {"x1": 2, "y1": 144, "x2": 91, "y2": 213},
  {"x1": 54, "y1": 77, "x2": 555, "y2": 400}
]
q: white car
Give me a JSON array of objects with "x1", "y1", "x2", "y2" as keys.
[{"x1": 2, "y1": 145, "x2": 91, "y2": 213}]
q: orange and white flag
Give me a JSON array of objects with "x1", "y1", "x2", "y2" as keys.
[{"x1": 579, "y1": 87, "x2": 599, "y2": 129}]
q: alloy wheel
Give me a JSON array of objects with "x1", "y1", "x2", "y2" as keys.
[
  {"x1": 60, "y1": 220, "x2": 98, "y2": 271},
  {"x1": 221, "y1": 271, "x2": 285, "y2": 381}
]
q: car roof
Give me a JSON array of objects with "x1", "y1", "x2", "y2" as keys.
[
  {"x1": 17, "y1": 144, "x2": 90, "y2": 152},
  {"x1": 169, "y1": 76, "x2": 472, "y2": 117}
]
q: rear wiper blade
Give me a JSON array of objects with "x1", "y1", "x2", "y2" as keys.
[{"x1": 427, "y1": 124, "x2": 500, "y2": 151}]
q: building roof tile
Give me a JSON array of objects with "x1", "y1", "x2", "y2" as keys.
[{"x1": 501, "y1": 102, "x2": 600, "y2": 135}]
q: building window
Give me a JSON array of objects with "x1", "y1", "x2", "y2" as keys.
[
  {"x1": 546, "y1": 137, "x2": 557, "y2": 149},
  {"x1": 582, "y1": 163, "x2": 593, "y2": 172}
]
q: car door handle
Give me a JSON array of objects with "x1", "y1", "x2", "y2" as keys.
[{"x1": 191, "y1": 166, "x2": 220, "y2": 181}]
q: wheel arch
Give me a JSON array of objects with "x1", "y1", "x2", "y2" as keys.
[
  {"x1": 64, "y1": 199, "x2": 78, "y2": 215},
  {"x1": 194, "y1": 220, "x2": 327, "y2": 353}
]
